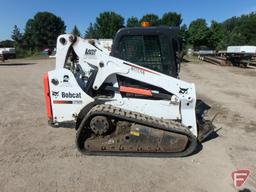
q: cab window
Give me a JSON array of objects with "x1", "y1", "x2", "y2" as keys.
[{"x1": 118, "y1": 35, "x2": 171, "y2": 72}]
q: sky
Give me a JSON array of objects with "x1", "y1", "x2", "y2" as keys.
[{"x1": 0, "y1": 0, "x2": 255, "y2": 41}]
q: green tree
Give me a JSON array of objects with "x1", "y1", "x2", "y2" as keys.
[
  {"x1": 94, "y1": 12, "x2": 124, "y2": 38},
  {"x1": 23, "y1": 19, "x2": 34, "y2": 50},
  {"x1": 208, "y1": 21, "x2": 226, "y2": 50},
  {"x1": 23, "y1": 12, "x2": 66, "y2": 50},
  {"x1": 219, "y1": 12, "x2": 256, "y2": 47},
  {"x1": 84, "y1": 23, "x2": 99, "y2": 38},
  {"x1": 72, "y1": 25, "x2": 81, "y2": 37},
  {"x1": 234, "y1": 13, "x2": 256, "y2": 45},
  {"x1": 188, "y1": 19, "x2": 210, "y2": 48},
  {"x1": 127, "y1": 17, "x2": 140, "y2": 27},
  {"x1": 11, "y1": 25, "x2": 24, "y2": 56},
  {"x1": 161, "y1": 12, "x2": 182, "y2": 26},
  {"x1": 222, "y1": 16, "x2": 239, "y2": 33},
  {"x1": 140, "y1": 14, "x2": 160, "y2": 26},
  {"x1": 228, "y1": 32, "x2": 247, "y2": 45},
  {"x1": 0, "y1": 40, "x2": 14, "y2": 47},
  {"x1": 11, "y1": 25, "x2": 23, "y2": 44},
  {"x1": 179, "y1": 24, "x2": 188, "y2": 46}
]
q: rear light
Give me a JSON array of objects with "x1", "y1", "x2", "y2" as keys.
[{"x1": 43, "y1": 73, "x2": 53, "y2": 120}]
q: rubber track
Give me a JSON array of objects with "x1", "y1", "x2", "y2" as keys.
[{"x1": 76, "y1": 104, "x2": 198, "y2": 157}]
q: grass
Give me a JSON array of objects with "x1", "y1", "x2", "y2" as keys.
[{"x1": 15, "y1": 48, "x2": 49, "y2": 60}]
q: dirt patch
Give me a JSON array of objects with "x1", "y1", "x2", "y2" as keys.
[
  {"x1": 222, "y1": 90, "x2": 248, "y2": 98},
  {"x1": 244, "y1": 121, "x2": 256, "y2": 133},
  {"x1": 228, "y1": 67, "x2": 256, "y2": 77}
]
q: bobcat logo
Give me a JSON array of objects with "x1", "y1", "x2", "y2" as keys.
[
  {"x1": 52, "y1": 91, "x2": 59, "y2": 98},
  {"x1": 179, "y1": 87, "x2": 189, "y2": 94}
]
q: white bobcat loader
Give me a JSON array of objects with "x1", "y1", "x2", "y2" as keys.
[{"x1": 43, "y1": 28, "x2": 214, "y2": 157}]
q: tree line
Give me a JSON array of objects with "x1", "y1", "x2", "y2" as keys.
[
  {"x1": 84, "y1": 12, "x2": 182, "y2": 39},
  {"x1": 6, "y1": 11, "x2": 256, "y2": 57}
]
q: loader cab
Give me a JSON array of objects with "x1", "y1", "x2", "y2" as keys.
[{"x1": 111, "y1": 26, "x2": 181, "y2": 78}]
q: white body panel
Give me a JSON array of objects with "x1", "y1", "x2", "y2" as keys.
[
  {"x1": 198, "y1": 50, "x2": 215, "y2": 55},
  {"x1": 48, "y1": 34, "x2": 198, "y2": 136},
  {"x1": 107, "y1": 98, "x2": 181, "y2": 120},
  {"x1": 0, "y1": 47, "x2": 15, "y2": 54},
  {"x1": 227, "y1": 46, "x2": 256, "y2": 54},
  {"x1": 48, "y1": 68, "x2": 94, "y2": 122}
]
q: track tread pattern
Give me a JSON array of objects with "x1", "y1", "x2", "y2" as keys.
[{"x1": 76, "y1": 104, "x2": 198, "y2": 157}]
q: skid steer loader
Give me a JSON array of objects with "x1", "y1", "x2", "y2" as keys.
[{"x1": 43, "y1": 27, "x2": 214, "y2": 157}]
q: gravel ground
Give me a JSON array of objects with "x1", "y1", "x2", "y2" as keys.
[{"x1": 0, "y1": 58, "x2": 255, "y2": 192}]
